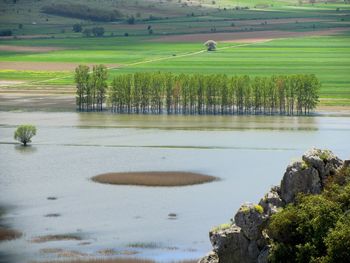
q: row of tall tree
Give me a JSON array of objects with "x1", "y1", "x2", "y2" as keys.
[
  {"x1": 75, "y1": 66, "x2": 320, "y2": 115},
  {"x1": 75, "y1": 65, "x2": 108, "y2": 111}
]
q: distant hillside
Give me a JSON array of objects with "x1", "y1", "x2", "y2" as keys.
[
  {"x1": 0, "y1": 0, "x2": 218, "y2": 25},
  {"x1": 0, "y1": 0, "x2": 347, "y2": 38},
  {"x1": 41, "y1": 3, "x2": 124, "y2": 22},
  {"x1": 0, "y1": 0, "x2": 306, "y2": 26}
]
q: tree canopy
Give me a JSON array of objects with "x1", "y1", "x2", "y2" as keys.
[
  {"x1": 72, "y1": 23, "x2": 82, "y2": 33},
  {"x1": 75, "y1": 64, "x2": 108, "y2": 111},
  {"x1": 75, "y1": 67, "x2": 320, "y2": 115},
  {"x1": 204, "y1": 40, "x2": 217, "y2": 51},
  {"x1": 14, "y1": 124, "x2": 37, "y2": 146}
]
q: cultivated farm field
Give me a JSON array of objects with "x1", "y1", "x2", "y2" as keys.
[{"x1": 1, "y1": 33, "x2": 350, "y2": 107}]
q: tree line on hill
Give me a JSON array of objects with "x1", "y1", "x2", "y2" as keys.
[
  {"x1": 41, "y1": 3, "x2": 123, "y2": 22},
  {"x1": 75, "y1": 65, "x2": 320, "y2": 115},
  {"x1": 0, "y1": 30, "x2": 12, "y2": 36}
]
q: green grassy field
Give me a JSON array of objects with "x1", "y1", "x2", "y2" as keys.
[
  {"x1": 1, "y1": 33, "x2": 349, "y2": 104},
  {"x1": 115, "y1": 36, "x2": 350, "y2": 100},
  {"x1": 1, "y1": 0, "x2": 350, "y2": 107}
]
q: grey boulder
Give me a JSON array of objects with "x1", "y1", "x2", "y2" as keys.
[{"x1": 280, "y1": 161, "x2": 321, "y2": 203}]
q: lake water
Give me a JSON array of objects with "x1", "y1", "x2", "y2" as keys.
[{"x1": 0, "y1": 112, "x2": 349, "y2": 262}]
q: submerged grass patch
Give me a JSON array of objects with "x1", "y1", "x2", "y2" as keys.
[
  {"x1": 31, "y1": 234, "x2": 82, "y2": 243},
  {"x1": 98, "y1": 249, "x2": 138, "y2": 256},
  {"x1": 38, "y1": 257, "x2": 198, "y2": 263},
  {"x1": 127, "y1": 242, "x2": 179, "y2": 251},
  {"x1": 39, "y1": 248, "x2": 88, "y2": 258},
  {"x1": 0, "y1": 227, "x2": 22, "y2": 241},
  {"x1": 127, "y1": 242, "x2": 161, "y2": 249},
  {"x1": 37, "y1": 259, "x2": 166, "y2": 263},
  {"x1": 91, "y1": 171, "x2": 217, "y2": 187},
  {"x1": 44, "y1": 213, "x2": 61, "y2": 217}
]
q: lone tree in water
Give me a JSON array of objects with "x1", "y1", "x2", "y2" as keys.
[
  {"x1": 14, "y1": 125, "x2": 37, "y2": 146},
  {"x1": 204, "y1": 40, "x2": 217, "y2": 51}
]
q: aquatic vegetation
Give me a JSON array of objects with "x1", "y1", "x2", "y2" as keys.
[
  {"x1": 211, "y1": 223, "x2": 232, "y2": 232},
  {"x1": 0, "y1": 227, "x2": 22, "y2": 241},
  {"x1": 127, "y1": 242, "x2": 160, "y2": 249},
  {"x1": 31, "y1": 234, "x2": 83, "y2": 243}
]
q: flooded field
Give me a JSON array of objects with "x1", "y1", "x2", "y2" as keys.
[{"x1": 0, "y1": 112, "x2": 349, "y2": 262}]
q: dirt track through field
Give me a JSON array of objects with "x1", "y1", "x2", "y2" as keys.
[
  {"x1": 11, "y1": 40, "x2": 268, "y2": 87},
  {"x1": 122, "y1": 40, "x2": 271, "y2": 69}
]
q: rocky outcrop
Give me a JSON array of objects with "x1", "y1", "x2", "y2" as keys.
[
  {"x1": 280, "y1": 148, "x2": 343, "y2": 203},
  {"x1": 302, "y1": 148, "x2": 343, "y2": 185},
  {"x1": 257, "y1": 246, "x2": 269, "y2": 263},
  {"x1": 199, "y1": 148, "x2": 345, "y2": 263},
  {"x1": 199, "y1": 251, "x2": 219, "y2": 263},
  {"x1": 280, "y1": 162, "x2": 321, "y2": 203},
  {"x1": 234, "y1": 203, "x2": 267, "y2": 242},
  {"x1": 209, "y1": 226, "x2": 251, "y2": 263},
  {"x1": 258, "y1": 186, "x2": 283, "y2": 216}
]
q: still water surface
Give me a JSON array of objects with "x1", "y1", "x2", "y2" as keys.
[{"x1": 0, "y1": 112, "x2": 349, "y2": 262}]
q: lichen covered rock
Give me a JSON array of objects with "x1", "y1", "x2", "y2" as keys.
[
  {"x1": 302, "y1": 148, "x2": 343, "y2": 185},
  {"x1": 234, "y1": 203, "x2": 267, "y2": 241},
  {"x1": 259, "y1": 186, "x2": 283, "y2": 216},
  {"x1": 209, "y1": 225, "x2": 258, "y2": 263},
  {"x1": 198, "y1": 251, "x2": 219, "y2": 263},
  {"x1": 280, "y1": 161, "x2": 321, "y2": 203}
]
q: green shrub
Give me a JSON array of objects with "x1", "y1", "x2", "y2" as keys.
[
  {"x1": 268, "y1": 168, "x2": 350, "y2": 263},
  {"x1": 14, "y1": 124, "x2": 37, "y2": 146},
  {"x1": 241, "y1": 206, "x2": 250, "y2": 214},
  {"x1": 211, "y1": 223, "x2": 232, "y2": 232},
  {"x1": 323, "y1": 214, "x2": 350, "y2": 263},
  {"x1": 72, "y1": 23, "x2": 82, "y2": 32},
  {"x1": 254, "y1": 204, "x2": 264, "y2": 214},
  {"x1": 268, "y1": 195, "x2": 342, "y2": 262},
  {"x1": 318, "y1": 150, "x2": 332, "y2": 161}
]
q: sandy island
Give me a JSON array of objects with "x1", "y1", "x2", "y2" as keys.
[{"x1": 92, "y1": 172, "x2": 218, "y2": 187}]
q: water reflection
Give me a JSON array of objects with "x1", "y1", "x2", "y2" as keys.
[
  {"x1": 77, "y1": 113, "x2": 320, "y2": 131},
  {"x1": 14, "y1": 145, "x2": 37, "y2": 154},
  {"x1": 0, "y1": 112, "x2": 325, "y2": 131}
]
